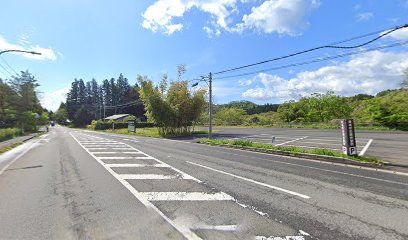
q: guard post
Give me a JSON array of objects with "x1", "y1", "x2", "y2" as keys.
[
  {"x1": 340, "y1": 119, "x2": 357, "y2": 156},
  {"x1": 128, "y1": 120, "x2": 136, "y2": 133}
]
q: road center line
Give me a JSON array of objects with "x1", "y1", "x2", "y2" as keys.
[
  {"x1": 359, "y1": 139, "x2": 374, "y2": 156},
  {"x1": 186, "y1": 161, "x2": 310, "y2": 199}
]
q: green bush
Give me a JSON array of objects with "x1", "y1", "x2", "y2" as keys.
[{"x1": 0, "y1": 128, "x2": 22, "y2": 142}]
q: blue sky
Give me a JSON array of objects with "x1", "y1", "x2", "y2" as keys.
[{"x1": 1, "y1": 0, "x2": 408, "y2": 111}]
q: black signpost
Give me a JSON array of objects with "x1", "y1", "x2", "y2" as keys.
[
  {"x1": 128, "y1": 120, "x2": 136, "y2": 133},
  {"x1": 340, "y1": 119, "x2": 357, "y2": 156}
]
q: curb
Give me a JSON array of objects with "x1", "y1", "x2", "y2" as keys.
[
  {"x1": 383, "y1": 162, "x2": 408, "y2": 168},
  {"x1": 198, "y1": 142, "x2": 383, "y2": 168},
  {"x1": 0, "y1": 132, "x2": 45, "y2": 149}
]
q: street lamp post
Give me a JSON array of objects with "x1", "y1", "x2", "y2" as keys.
[{"x1": 0, "y1": 49, "x2": 42, "y2": 56}]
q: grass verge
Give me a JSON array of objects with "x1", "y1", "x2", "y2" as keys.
[
  {"x1": 198, "y1": 138, "x2": 383, "y2": 165},
  {"x1": 202, "y1": 124, "x2": 394, "y2": 131},
  {"x1": 100, "y1": 128, "x2": 208, "y2": 138},
  {"x1": 0, "y1": 142, "x2": 23, "y2": 154}
]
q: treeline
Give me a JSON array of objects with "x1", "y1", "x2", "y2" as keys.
[
  {"x1": 0, "y1": 70, "x2": 48, "y2": 133},
  {"x1": 60, "y1": 74, "x2": 145, "y2": 126},
  {"x1": 216, "y1": 101, "x2": 280, "y2": 115},
  {"x1": 204, "y1": 90, "x2": 408, "y2": 130}
]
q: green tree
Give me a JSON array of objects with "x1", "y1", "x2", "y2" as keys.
[
  {"x1": 9, "y1": 70, "x2": 42, "y2": 130},
  {"x1": 214, "y1": 108, "x2": 246, "y2": 125},
  {"x1": 54, "y1": 103, "x2": 68, "y2": 125},
  {"x1": 39, "y1": 112, "x2": 49, "y2": 125},
  {"x1": 138, "y1": 73, "x2": 206, "y2": 136},
  {"x1": 73, "y1": 106, "x2": 93, "y2": 127},
  {"x1": 0, "y1": 79, "x2": 17, "y2": 128}
]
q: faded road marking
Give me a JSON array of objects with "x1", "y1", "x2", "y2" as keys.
[
  {"x1": 359, "y1": 139, "x2": 373, "y2": 156},
  {"x1": 275, "y1": 136, "x2": 308, "y2": 146}
]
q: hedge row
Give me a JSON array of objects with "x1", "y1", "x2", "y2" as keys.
[
  {"x1": 90, "y1": 122, "x2": 156, "y2": 130},
  {"x1": 0, "y1": 128, "x2": 22, "y2": 142}
]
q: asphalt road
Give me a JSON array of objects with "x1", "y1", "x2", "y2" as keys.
[
  {"x1": 0, "y1": 126, "x2": 407, "y2": 239},
  {"x1": 195, "y1": 127, "x2": 408, "y2": 166}
]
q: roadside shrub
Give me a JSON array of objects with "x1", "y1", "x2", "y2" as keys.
[
  {"x1": 0, "y1": 128, "x2": 22, "y2": 142},
  {"x1": 232, "y1": 139, "x2": 253, "y2": 147},
  {"x1": 87, "y1": 120, "x2": 155, "y2": 130}
]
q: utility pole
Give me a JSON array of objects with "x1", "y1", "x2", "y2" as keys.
[
  {"x1": 103, "y1": 104, "x2": 106, "y2": 120},
  {"x1": 209, "y1": 72, "x2": 213, "y2": 139},
  {"x1": 192, "y1": 73, "x2": 213, "y2": 139}
]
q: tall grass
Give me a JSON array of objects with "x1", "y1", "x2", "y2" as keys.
[{"x1": 0, "y1": 128, "x2": 22, "y2": 142}]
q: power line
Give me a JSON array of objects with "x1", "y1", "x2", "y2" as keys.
[
  {"x1": 104, "y1": 100, "x2": 143, "y2": 109},
  {"x1": 66, "y1": 100, "x2": 143, "y2": 108},
  {"x1": 0, "y1": 67, "x2": 9, "y2": 78},
  {"x1": 0, "y1": 56, "x2": 18, "y2": 75},
  {"x1": 213, "y1": 40, "x2": 408, "y2": 80},
  {"x1": 213, "y1": 24, "x2": 408, "y2": 76},
  {"x1": 0, "y1": 62, "x2": 13, "y2": 77}
]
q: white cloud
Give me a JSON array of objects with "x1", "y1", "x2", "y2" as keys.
[
  {"x1": 242, "y1": 50, "x2": 408, "y2": 102},
  {"x1": 141, "y1": 0, "x2": 319, "y2": 36},
  {"x1": 0, "y1": 35, "x2": 57, "y2": 61},
  {"x1": 356, "y1": 12, "x2": 373, "y2": 21},
  {"x1": 142, "y1": 0, "x2": 237, "y2": 35},
  {"x1": 238, "y1": 78, "x2": 255, "y2": 86},
  {"x1": 239, "y1": 0, "x2": 320, "y2": 35},
  {"x1": 40, "y1": 86, "x2": 69, "y2": 111},
  {"x1": 203, "y1": 26, "x2": 221, "y2": 37},
  {"x1": 353, "y1": 4, "x2": 361, "y2": 11},
  {"x1": 383, "y1": 27, "x2": 408, "y2": 41}
]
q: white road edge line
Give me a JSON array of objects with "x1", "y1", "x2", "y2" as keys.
[
  {"x1": 70, "y1": 133, "x2": 202, "y2": 240},
  {"x1": 359, "y1": 139, "x2": 374, "y2": 156},
  {"x1": 186, "y1": 161, "x2": 310, "y2": 199},
  {"x1": 275, "y1": 136, "x2": 308, "y2": 146},
  {"x1": 0, "y1": 138, "x2": 42, "y2": 176}
]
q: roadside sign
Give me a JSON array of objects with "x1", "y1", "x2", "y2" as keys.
[
  {"x1": 340, "y1": 119, "x2": 357, "y2": 156},
  {"x1": 35, "y1": 113, "x2": 40, "y2": 119},
  {"x1": 128, "y1": 120, "x2": 136, "y2": 133}
]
